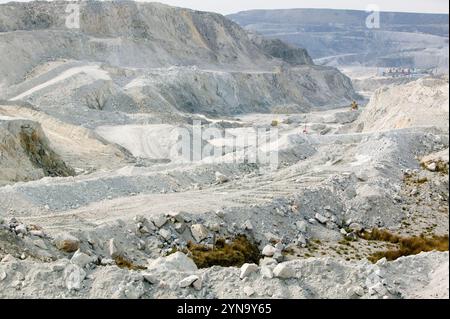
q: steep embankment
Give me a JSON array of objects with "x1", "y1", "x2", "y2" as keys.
[
  {"x1": 354, "y1": 76, "x2": 449, "y2": 132},
  {"x1": 0, "y1": 1, "x2": 358, "y2": 116},
  {"x1": 0, "y1": 117, "x2": 74, "y2": 185},
  {"x1": 0, "y1": 101, "x2": 133, "y2": 173}
]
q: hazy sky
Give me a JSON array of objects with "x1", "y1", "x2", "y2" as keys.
[{"x1": 0, "y1": 0, "x2": 448, "y2": 14}]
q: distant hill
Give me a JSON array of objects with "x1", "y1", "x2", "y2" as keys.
[{"x1": 229, "y1": 9, "x2": 449, "y2": 70}]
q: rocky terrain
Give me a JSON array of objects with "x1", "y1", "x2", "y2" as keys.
[
  {"x1": 229, "y1": 9, "x2": 449, "y2": 71},
  {"x1": 0, "y1": 1, "x2": 448, "y2": 299}
]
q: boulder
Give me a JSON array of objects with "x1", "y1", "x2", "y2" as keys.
[
  {"x1": 148, "y1": 252, "x2": 198, "y2": 272},
  {"x1": 179, "y1": 275, "x2": 202, "y2": 290},
  {"x1": 190, "y1": 224, "x2": 209, "y2": 242},
  {"x1": 152, "y1": 215, "x2": 167, "y2": 228},
  {"x1": 262, "y1": 245, "x2": 277, "y2": 257},
  {"x1": 427, "y1": 163, "x2": 437, "y2": 172},
  {"x1": 71, "y1": 250, "x2": 95, "y2": 268},
  {"x1": 159, "y1": 229, "x2": 172, "y2": 241},
  {"x1": 240, "y1": 263, "x2": 259, "y2": 279},
  {"x1": 368, "y1": 282, "x2": 388, "y2": 296},
  {"x1": 151, "y1": 215, "x2": 168, "y2": 228},
  {"x1": 133, "y1": 215, "x2": 146, "y2": 223},
  {"x1": 168, "y1": 211, "x2": 186, "y2": 223},
  {"x1": 274, "y1": 242, "x2": 284, "y2": 251},
  {"x1": 351, "y1": 286, "x2": 365, "y2": 297},
  {"x1": 14, "y1": 224, "x2": 28, "y2": 235},
  {"x1": 273, "y1": 251, "x2": 284, "y2": 263},
  {"x1": 273, "y1": 263, "x2": 296, "y2": 279},
  {"x1": 100, "y1": 258, "x2": 115, "y2": 266},
  {"x1": 297, "y1": 234, "x2": 307, "y2": 246},
  {"x1": 349, "y1": 223, "x2": 363, "y2": 232},
  {"x1": 215, "y1": 172, "x2": 229, "y2": 184},
  {"x1": 29, "y1": 230, "x2": 45, "y2": 238},
  {"x1": 261, "y1": 266, "x2": 274, "y2": 279},
  {"x1": 295, "y1": 221, "x2": 308, "y2": 233},
  {"x1": 63, "y1": 264, "x2": 86, "y2": 291},
  {"x1": 136, "y1": 223, "x2": 150, "y2": 235},
  {"x1": 315, "y1": 213, "x2": 328, "y2": 224},
  {"x1": 108, "y1": 238, "x2": 121, "y2": 258},
  {"x1": 142, "y1": 273, "x2": 159, "y2": 285},
  {"x1": 123, "y1": 281, "x2": 145, "y2": 299},
  {"x1": 242, "y1": 220, "x2": 254, "y2": 231},
  {"x1": 260, "y1": 257, "x2": 277, "y2": 267},
  {"x1": 206, "y1": 222, "x2": 221, "y2": 232},
  {"x1": 215, "y1": 210, "x2": 225, "y2": 218},
  {"x1": 264, "y1": 232, "x2": 281, "y2": 242},
  {"x1": 174, "y1": 222, "x2": 186, "y2": 234},
  {"x1": 243, "y1": 286, "x2": 255, "y2": 296}
]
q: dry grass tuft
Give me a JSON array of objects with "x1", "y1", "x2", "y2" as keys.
[
  {"x1": 359, "y1": 228, "x2": 401, "y2": 243},
  {"x1": 185, "y1": 235, "x2": 261, "y2": 269},
  {"x1": 359, "y1": 228, "x2": 449, "y2": 263},
  {"x1": 114, "y1": 255, "x2": 147, "y2": 270}
]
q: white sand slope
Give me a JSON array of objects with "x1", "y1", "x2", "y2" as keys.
[
  {"x1": 355, "y1": 76, "x2": 449, "y2": 132},
  {"x1": 10, "y1": 65, "x2": 111, "y2": 101}
]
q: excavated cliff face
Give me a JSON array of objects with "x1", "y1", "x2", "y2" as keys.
[
  {"x1": 0, "y1": 1, "x2": 358, "y2": 116},
  {"x1": 249, "y1": 34, "x2": 314, "y2": 66},
  {"x1": 0, "y1": 117, "x2": 74, "y2": 185},
  {"x1": 0, "y1": 1, "x2": 275, "y2": 85},
  {"x1": 114, "y1": 64, "x2": 355, "y2": 116}
]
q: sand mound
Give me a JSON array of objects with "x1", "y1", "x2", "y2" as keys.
[{"x1": 355, "y1": 76, "x2": 449, "y2": 132}]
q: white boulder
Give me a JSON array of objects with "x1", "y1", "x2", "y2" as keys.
[
  {"x1": 108, "y1": 238, "x2": 121, "y2": 258},
  {"x1": 63, "y1": 264, "x2": 86, "y2": 291},
  {"x1": 315, "y1": 213, "x2": 328, "y2": 224},
  {"x1": 242, "y1": 220, "x2": 254, "y2": 231},
  {"x1": 191, "y1": 224, "x2": 209, "y2": 242},
  {"x1": 273, "y1": 263, "x2": 296, "y2": 279},
  {"x1": 215, "y1": 172, "x2": 229, "y2": 184},
  {"x1": 143, "y1": 273, "x2": 159, "y2": 285},
  {"x1": 151, "y1": 215, "x2": 168, "y2": 228},
  {"x1": 71, "y1": 250, "x2": 95, "y2": 268},
  {"x1": 262, "y1": 245, "x2": 277, "y2": 257},
  {"x1": 240, "y1": 263, "x2": 259, "y2": 279},
  {"x1": 427, "y1": 163, "x2": 437, "y2": 172},
  {"x1": 179, "y1": 275, "x2": 202, "y2": 290},
  {"x1": 148, "y1": 252, "x2": 198, "y2": 272},
  {"x1": 159, "y1": 229, "x2": 172, "y2": 241},
  {"x1": 295, "y1": 221, "x2": 308, "y2": 233},
  {"x1": 261, "y1": 266, "x2": 274, "y2": 279}
]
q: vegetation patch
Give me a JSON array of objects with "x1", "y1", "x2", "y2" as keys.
[
  {"x1": 359, "y1": 228, "x2": 449, "y2": 263},
  {"x1": 184, "y1": 235, "x2": 261, "y2": 269},
  {"x1": 421, "y1": 161, "x2": 449, "y2": 174},
  {"x1": 114, "y1": 255, "x2": 147, "y2": 270},
  {"x1": 404, "y1": 175, "x2": 428, "y2": 185}
]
